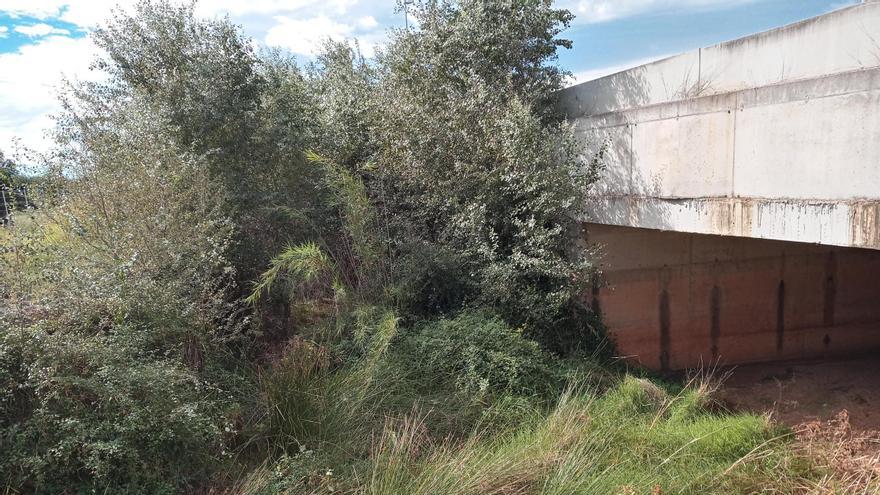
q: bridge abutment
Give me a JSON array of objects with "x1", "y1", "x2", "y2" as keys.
[
  {"x1": 589, "y1": 224, "x2": 880, "y2": 370},
  {"x1": 563, "y1": 2, "x2": 880, "y2": 369}
]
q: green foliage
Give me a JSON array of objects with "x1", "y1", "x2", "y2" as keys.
[
  {"x1": 258, "y1": 337, "x2": 338, "y2": 450},
  {"x1": 247, "y1": 242, "x2": 337, "y2": 306},
  {"x1": 255, "y1": 307, "x2": 401, "y2": 458},
  {"x1": 307, "y1": 41, "x2": 377, "y2": 169},
  {"x1": 370, "y1": 0, "x2": 604, "y2": 347},
  {"x1": 246, "y1": 151, "x2": 388, "y2": 313},
  {"x1": 382, "y1": 0, "x2": 573, "y2": 115},
  {"x1": 404, "y1": 311, "x2": 562, "y2": 398},
  {"x1": 233, "y1": 374, "x2": 810, "y2": 495},
  {"x1": 0, "y1": 151, "x2": 19, "y2": 187},
  {"x1": 84, "y1": 0, "x2": 332, "y2": 290},
  {"x1": 0, "y1": 324, "x2": 230, "y2": 493},
  {"x1": 8, "y1": 115, "x2": 238, "y2": 336},
  {"x1": 0, "y1": 6, "x2": 248, "y2": 492},
  {"x1": 306, "y1": 151, "x2": 387, "y2": 295},
  {"x1": 92, "y1": 1, "x2": 265, "y2": 179},
  {"x1": 0, "y1": 140, "x2": 238, "y2": 491}
]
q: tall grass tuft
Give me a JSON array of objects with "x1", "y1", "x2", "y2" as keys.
[
  {"x1": 360, "y1": 377, "x2": 797, "y2": 495},
  {"x1": 255, "y1": 309, "x2": 401, "y2": 456}
]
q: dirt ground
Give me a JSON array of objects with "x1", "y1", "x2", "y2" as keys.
[
  {"x1": 718, "y1": 356, "x2": 880, "y2": 488},
  {"x1": 719, "y1": 356, "x2": 880, "y2": 432}
]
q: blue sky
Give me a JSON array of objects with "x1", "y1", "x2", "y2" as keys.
[
  {"x1": 0, "y1": 0, "x2": 860, "y2": 154},
  {"x1": 560, "y1": 0, "x2": 859, "y2": 81}
]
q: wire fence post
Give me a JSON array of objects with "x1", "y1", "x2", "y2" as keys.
[
  {"x1": 403, "y1": 0, "x2": 413, "y2": 29},
  {"x1": 1, "y1": 186, "x2": 9, "y2": 226}
]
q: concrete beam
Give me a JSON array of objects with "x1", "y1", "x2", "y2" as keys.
[
  {"x1": 584, "y1": 196, "x2": 880, "y2": 250},
  {"x1": 568, "y1": 3, "x2": 880, "y2": 369}
]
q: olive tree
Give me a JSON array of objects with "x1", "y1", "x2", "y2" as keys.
[{"x1": 365, "y1": 0, "x2": 605, "y2": 350}]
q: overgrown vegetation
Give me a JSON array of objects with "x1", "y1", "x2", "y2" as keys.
[{"x1": 0, "y1": 1, "x2": 870, "y2": 493}]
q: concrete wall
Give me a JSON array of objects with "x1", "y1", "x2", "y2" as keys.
[
  {"x1": 560, "y1": 2, "x2": 880, "y2": 117},
  {"x1": 561, "y1": 2, "x2": 880, "y2": 249},
  {"x1": 589, "y1": 223, "x2": 880, "y2": 370}
]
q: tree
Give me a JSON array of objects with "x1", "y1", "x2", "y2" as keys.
[
  {"x1": 0, "y1": 151, "x2": 19, "y2": 187},
  {"x1": 70, "y1": 1, "x2": 336, "y2": 290},
  {"x1": 307, "y1": 41, "x2": 378, "y2": 171},
  {"x1": 365, "y1": 0, "x2": 604, "y2": 350}
]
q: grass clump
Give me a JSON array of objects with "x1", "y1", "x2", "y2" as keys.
[
  {"x1": 229, "y1": 310, "x2": 823, "y2": 495},
  {"x1": 356, "y1": 377, "x2": 794, "y2": 495}
]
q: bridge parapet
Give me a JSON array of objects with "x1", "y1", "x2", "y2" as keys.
[{"x1": 562, "y1": 1, "x2": 880, "y2": 249}]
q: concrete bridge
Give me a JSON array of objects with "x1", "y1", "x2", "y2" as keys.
[{"x1": 561, "y1": 1, "x2": 880, "y2": 370}]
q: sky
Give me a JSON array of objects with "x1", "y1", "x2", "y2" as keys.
[{"x1": 0, "y1": 0, "x2": 861, "y2": 156}]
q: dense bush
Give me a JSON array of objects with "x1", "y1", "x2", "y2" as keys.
[
  {"x1": 404, "y1": 311, "x2": 562, "y2": 398},
  {"x1": 83, "y1": 1, "x2": 336, "y2": 292},
  {"x1": 0, "y1": 151, "x2": 21, "y2": 188},
  {"x1": 0, "y1": 6, "x2": 250, "y2": 492},
  {"x1": 0, "y1": 324, "x2": 230, "y2": 493},
  {"x1": 367, "y1": 1, "x2": 604, "y2": 349},
  {"x1": 255, "y1": 308, "x2": 400, "y2": 451}
]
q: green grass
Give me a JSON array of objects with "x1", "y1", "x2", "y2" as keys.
[
  {"x1": 357, "y1": 378, "x2": 793, "y2": 495},
  {"x1": 0, "y1": 211, "x2": 60, "y2": 258},
  {"x1": 232, "y1": 367, "x2": 829, "y2": 495},
  {"x1": 217, "y1": 307, "x2": 870, "y2": 495}
]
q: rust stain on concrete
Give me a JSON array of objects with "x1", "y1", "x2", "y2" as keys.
[
  {"x1": 823, "y1": 251, "x2": 837, "y2": 327},
  {"x1": 776, "y1": 279, "x2": 786, "y2": 353},
  {"x1": 739, "y1": 199, "x2": 754, "y2": 237},
  {"x1": 659, "y1": 289, "x2": 671, "y2": 371},
  {"x1": 850, "y1": 202, "x2": 880, "y2": 249},
  {"x1": 710, "y1": 285, "x2": 721, "y2": 361},
  {"x1": 588, "y1": 223, "x2": 880, "y2": 370}
]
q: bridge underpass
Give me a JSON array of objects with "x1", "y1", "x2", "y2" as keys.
[
  {"x1": 562, "y1": 1, "x2": 880, "y2": 370},
  {"x1": 587, "y1": 224, "x2": 880, "y2": 370}
]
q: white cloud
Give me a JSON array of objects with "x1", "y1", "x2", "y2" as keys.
[
  {"x1": 358, "y1": 15, "x2": 378, "y2": 29},
  {"x1": 194, "y1": 0, "x2": 323, "y2": 17},
  {"x1": 0, "y1": 0, "x2": 126, "y2": 28},
  {"x1": 0, "y1": 35, "x2": 99, "y2": 153},
  {"x1": 13, "y1": 23, "x2": 70, "y2": 36},
  {"x1": 265, "y1": 15, "x2": 354, "y2": 55},
  {"x1": 569, "y1": 53, "x2": 672, "y2": 85},
  {"x1": 558, "y1": 0, "x2": 757, "y2": 24},
  {"x1": 195, "y1": 0, "x2": 306, "y2": 16},
  {"x1": 58, "y1": 0, "x2": 139, "y2": 27},
  {"x1": 0, "y1": 0, "x2": 64, "y2": 20},
  {"x1": 0, "y1": 0, "x2": 342, "y2": 28},
  {"x1": 329, "y1": 0, "x2": 359, "y2": 16},
  {"x1": 264, "y1": 14, "x2": 385, "y2": 57},
  {"x1": 0, "y1": 26, "x2": 8, "y2": 38},
  {"x1": 204, "y1": 0, "x2": 358, "y2": 16}
]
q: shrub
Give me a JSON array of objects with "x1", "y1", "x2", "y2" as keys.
[
  {"x1": 75, "y1": 0, "x2": 335, "y2": 297},
  {"x1": 0, "y1": 7, "x2": 250, "y2": 491},
  {"x1": 403, "y1": 311, "x2": 562, "y2": 399},
  {"x1": 255, "y1": 307, "x2": 401, "y2": 455},
  {"x1": 0, "y1": 324, "x2": 231, "y2": 493}
]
